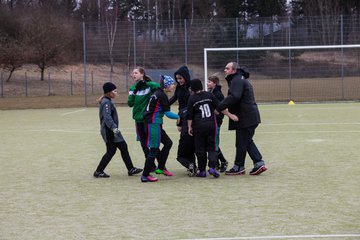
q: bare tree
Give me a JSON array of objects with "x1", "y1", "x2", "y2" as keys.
[
  {"x1": 23, "y1": 10, "x2": 77, "y2": 80},
  {"x1": 291, "y1": 0, "x2": 359, "y2": 44},
  {"x1": 103, "y1": 1, "x2": 119, "y2": 73},
  {"x1": 0, "y1": 7, "x2": 26, "y2": 81},
  {"x1": 315, "y1": 0, "x2": 341, "y2": 45},
  {"x1": 0, "y1": 41, "x2": 25, "y2": 82}
]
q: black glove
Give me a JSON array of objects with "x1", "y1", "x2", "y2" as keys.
[{"x1": 133, "y1": 81, "x2": 146, "y2": 94}]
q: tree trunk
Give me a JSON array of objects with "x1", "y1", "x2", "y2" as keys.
[
  {"x1": 6, "y1": 67, "x2": 15, "y2": 82},
  {"x1": 106, "y1": 12, "x2": 118, "y2": 73},
  {"x1": 110, "y1": 55, "x2": 114, "y2": 72},
  {"x1": 41, "y1": 67, "x2": 45, "y2": 81}
]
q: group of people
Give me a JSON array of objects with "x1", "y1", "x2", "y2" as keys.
[{"x1": 93, "y1": 62, "x2": 267, "y2": 183}]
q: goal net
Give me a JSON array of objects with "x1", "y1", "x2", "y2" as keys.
[{"x1": 204, "y1": 44, "x2": 360, "y2": 102}]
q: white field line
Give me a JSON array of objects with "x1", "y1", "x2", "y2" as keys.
[
  {"x1": 7, "y1": 129, "x2": 360, "y2": 135},
  {"x1": 181, "y1": 233, "x2": 360, "y2": 240},
  {"x1": 260, "y1": 106, "x2": 360, "y2": 111},
  {"x1": 61, "y1": 109, "x2": 86, "y2": 116},
  {"x1": 262, "y1": 122, "x2": 360, "y2": 126},
  {"x1": 2, "y1": 122, "x2": 360, "y2": 134},
  {"x1": 257, "y1": 130, "x2": 360, "y2": 134}
]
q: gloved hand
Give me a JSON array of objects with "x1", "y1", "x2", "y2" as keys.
[
  {"x1": 113, "y1": 128, "x2": 120, "y2": 134},
  {"x1": 133, "y1": 81, "x2": 146, "y2": 94}
]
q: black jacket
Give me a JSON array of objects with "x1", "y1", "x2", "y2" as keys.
[
  {"x1": 177, "y1": 107, "x2": 189, "y2": 137},
  {"x1": 169, "y1": 65, "x2": 191, "y2": 110},
  {"x1": 216, "y1": 69, "x2": 260, "y2": 130},
  {"x1": 187, "y1": 91, "x2": 219, "y2": 134}
]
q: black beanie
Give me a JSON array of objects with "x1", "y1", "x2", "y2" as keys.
[
  {"x1": 190, "y1": 79, "x2": 203, "y2": 92},
  {"x1": 103, "y1": 82, "x2": 116, "y2": 94}
]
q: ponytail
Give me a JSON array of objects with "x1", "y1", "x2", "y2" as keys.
[{"x1": 143, "y1": 75, "x2": 152, "y2": 82}]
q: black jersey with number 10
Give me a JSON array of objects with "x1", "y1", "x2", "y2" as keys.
[{"x1": 187, "y1": 91, "x2": 220, "y2": 133}]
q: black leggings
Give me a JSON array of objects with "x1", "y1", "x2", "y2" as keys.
[
  {"x1": 96, "y1": 141, "x2": 134, "y2": 172},
  {"x1": 136, "y1": 122, "x2": 149, "y2": 158}
]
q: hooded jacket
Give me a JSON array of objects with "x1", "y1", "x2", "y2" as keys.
[
  {"x1": 216, "y1": 69, "x2": 260, "y2": 130},
  {"x1": 169, "y1": 65, "x2": 191, "y2": 110}
]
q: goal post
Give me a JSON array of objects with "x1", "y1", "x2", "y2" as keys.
[{"x1": 203, "y1": 44, "x2": 360, "y2": 101}]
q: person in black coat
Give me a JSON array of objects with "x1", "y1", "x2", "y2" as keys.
[
  {"x1": 169, "y1": 65, "x2": 191, "y2": 110},
  {"x1": 170, "y1": 66, "x2": 196, "y2": 175},
  {"x1": 216, "y1": 62, "x2": 267, "y2": 176}
]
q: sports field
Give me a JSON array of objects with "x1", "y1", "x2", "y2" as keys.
[{"x1": 0, "y1": 103, "x2": 359, "y2": 240}]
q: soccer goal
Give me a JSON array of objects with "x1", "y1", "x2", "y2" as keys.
[{"x1": 203, "y1": 44, "x2": 360, "y2": 102}]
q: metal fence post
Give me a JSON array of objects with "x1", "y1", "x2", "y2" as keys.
[
  {"x1": 288, "y1": 16, "x2": 292, "y2": 101},
  {"x1": 70, "y1": 71, "x2": 73, "y2": 95},
  {"x1": 48, "y1": 72, "x2": 51, "y2": 96},
  {"x1": 91, "y1": 71, "x2": 94, "y2": 95},
  {"x1": 133, "y1": 21, "x2": 136, "y2": 67},
  {"x1": 340, "y1": 15, "x2": 345, "y2": 99},
  {"x1": 25, "y1": 72, "x2": 28, "y2": 97},
  {"x1": 83, "y1": 21, "x2": 88, "y2": 107},
  {"x1": 184, "y1": 19, "x2": 188, "y2": 65},
  {"x1": 0, "y1": 72, "x2": 3, "y2": 98},
  {"x1": 236, "y1": 18, "x2": 239, "y2": 63}
]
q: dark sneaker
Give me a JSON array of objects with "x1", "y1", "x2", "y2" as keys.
[
  {"x1": 187, "y1": 163, "x2": 196, "y2": 177},
  {"x1": 128, "y1": 167, "x2": 143, "y2": 176},
  {"x1": 220, "y1": 160, "x2": 228, "y2": 173},
  {"x1": 225, "y1": 167, "x2": 245, "y2": 175},
  {"x1": 249, "y1": 165, "x2": 267, "y2": 175},
  {"x1": 196, "y1": 171, "x2": 207, "y2": 178},
  {"x1": 141, "y1": 175, "x2": 158, "y2": 182},
  {"x1": 208, "y1": 168, "x2": 220, "y2": 178},
  {"x1": 93, "y1": 171, "x2": 110, "y2": 178}
]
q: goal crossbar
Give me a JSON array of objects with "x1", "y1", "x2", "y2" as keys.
[
  {"x1": 204, "y1": 44, "x2": 360, "y2": 52},
  {"x1": 203, "y1": 44, "x2": 360, "y2": 90}
]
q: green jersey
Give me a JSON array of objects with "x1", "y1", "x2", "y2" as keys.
[{"x1": 128, "y1": 81, "x2": 160, "y2": 123}]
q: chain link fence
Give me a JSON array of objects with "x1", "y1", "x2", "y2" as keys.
[{"x1": 1, "y1": 15, "x2": 360, "y2": 104}]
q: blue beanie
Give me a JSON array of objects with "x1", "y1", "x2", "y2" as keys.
[{"x1": 161, "y1": 75, "x2": 176, "y2": 89}]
